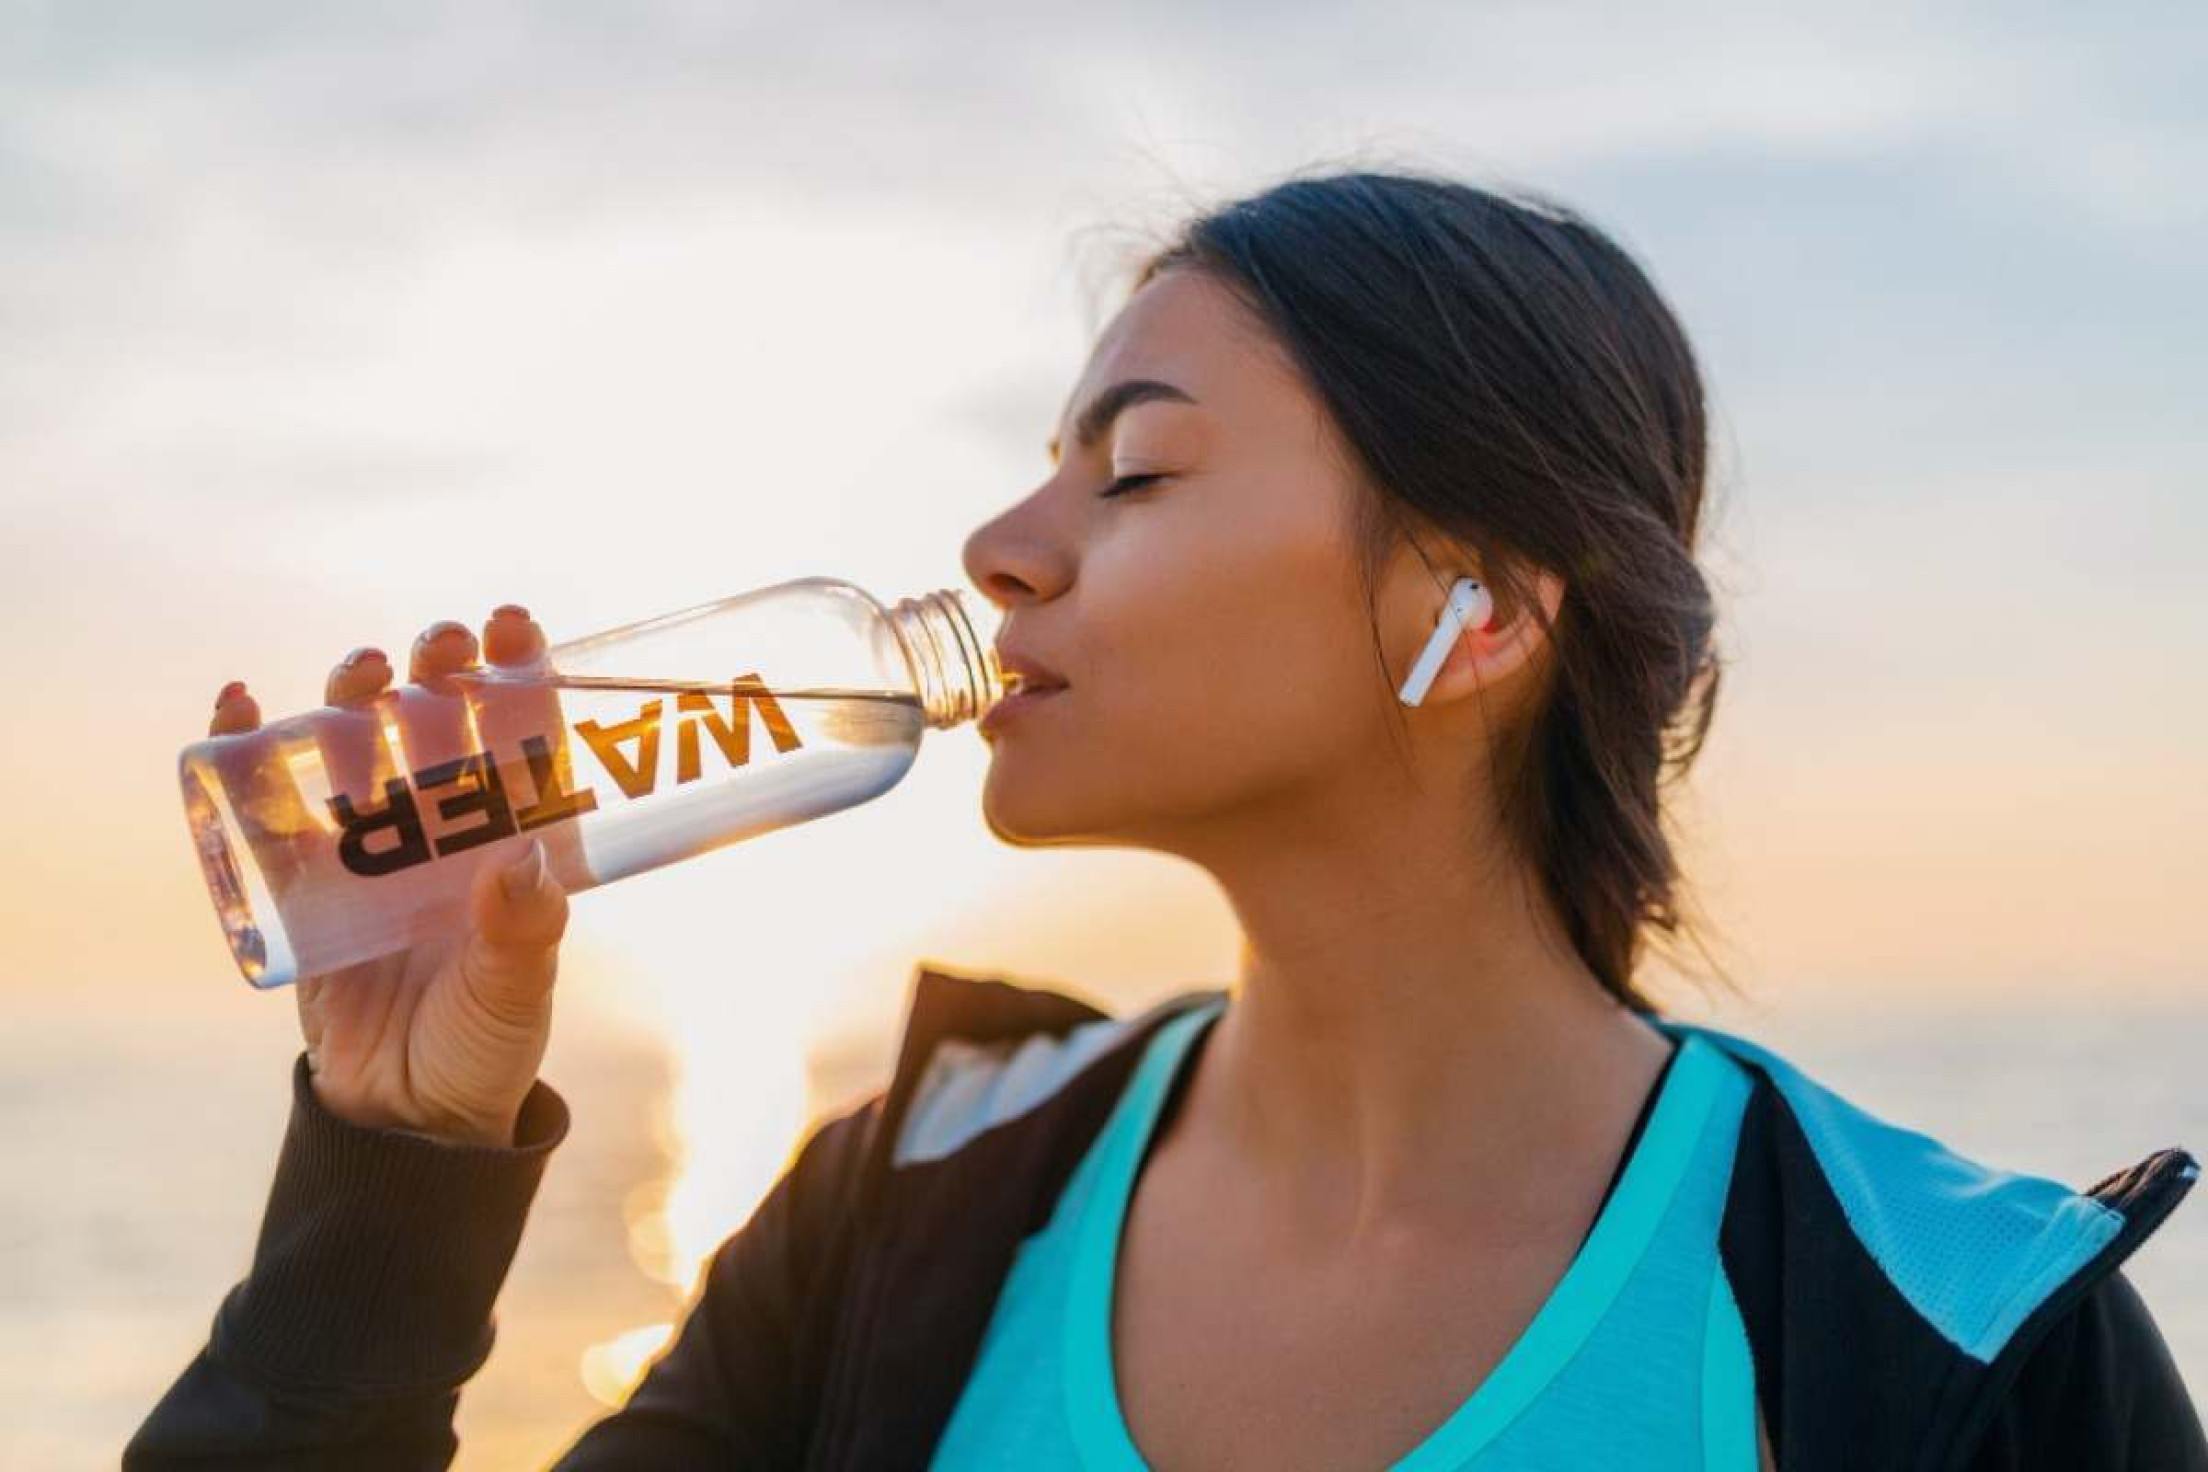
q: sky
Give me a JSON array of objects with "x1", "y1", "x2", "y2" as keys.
[
  {"x1": 3, "y1": 2, "x2": 2204, "y2": 1451},
  {"x1": 5, "y1": 0, "x2": 2200, "y2": 1009}
]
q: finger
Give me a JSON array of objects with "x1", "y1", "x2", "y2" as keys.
[
  {"x1": 469, "y1": 604, "x2": 588, "y2": 888},
  {"x1": 319, "y1": 647, "x2": 400, "y2": 822},
  {"x1": 203, "y1": 681, "x2": 314, "y2": 894},
  {"x1": 325, "y1": 647, "x2": 393, "y2": 708},
  {"x1": 409, "y1": 618, "x2": 480, "y2": 692},
  {"x1": 392, "y1": 618, "x2": 482, "y2": 783},
  {"x1": 481, "y1": 603, "x2": 545, "y2": 667},
  {"x1": 203, "y1": 681, "x2": 281, "y2": 866},
  {"x1": 210, "y1": 679, "x2": 262, "y2": 736},
  {"x1": 460, "y1": 838, "x2": 569, "y2": 1024},
  {"x1": 478, "y1": 836, "x2": 569, "y2": 948}
]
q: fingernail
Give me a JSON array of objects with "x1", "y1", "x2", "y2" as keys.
[
  {"x1": 493, "y1": 603, "x2": 531, "y2": 621},
  {"x1": 414, "y1": 628, "x2": 478, "y2": 681},
  {"x1": 342, "y1": 646, "x2": 385, "y2": 670},
  {"x1": 499, "y1": 838, "x2": 546, "y2": 900},
  {"x1": 216, "y1": 680, "x2": 247, "y2": 706}
]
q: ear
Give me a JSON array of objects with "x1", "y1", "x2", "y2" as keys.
[{"x1": 1399, "y1": 568, "x2": 1565, "y2": 710}]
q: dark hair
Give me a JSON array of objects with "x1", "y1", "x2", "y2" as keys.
[{"x1": 1133, "y1": 166, "x2": 1732, "y2": 1012}]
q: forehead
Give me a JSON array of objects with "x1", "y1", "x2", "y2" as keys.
[
  {"x1": 1054, "y1": 266, "x2": 1300, "y2": 445},
  {"x1": 1092, "y1": 266, "x2": 1266, "y2": 368}
]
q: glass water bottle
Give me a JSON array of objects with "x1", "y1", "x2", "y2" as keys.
[{"x1": 178, "y1": 576, "x2": 1003, "y2": 989}]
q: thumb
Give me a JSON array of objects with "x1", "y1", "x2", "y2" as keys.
[{"x1": 461, "y1": 838, "x2": 569, "y2": 998}]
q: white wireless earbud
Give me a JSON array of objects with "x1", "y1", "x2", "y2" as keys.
[{"x1": 1397, "y1": 577, "x2": 1493, "y2": 707}]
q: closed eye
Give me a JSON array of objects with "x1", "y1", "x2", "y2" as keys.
[{"x1": 1099, "y1": 472, "x2": 1168, "y2": 500}]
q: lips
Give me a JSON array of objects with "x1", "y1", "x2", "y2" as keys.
[
  {"x1": 981, "y1": 651, "x2": 1068, "y2": 737},
  {"x1": 993, "y1": 648, "x2": 1069, "y2": 696}
]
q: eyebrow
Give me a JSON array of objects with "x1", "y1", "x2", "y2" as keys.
[{"x1": 1046, "y1": 377, "x2": 1198, "y2": 464}]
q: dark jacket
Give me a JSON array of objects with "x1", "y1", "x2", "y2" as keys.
[{"x1": 126, "y1": 964, "x2": 2206, "y2": 1470}]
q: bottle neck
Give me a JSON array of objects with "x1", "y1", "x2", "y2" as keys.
[{"x1": 888, "y1": 589, "x2": 1003, "y2": 729}]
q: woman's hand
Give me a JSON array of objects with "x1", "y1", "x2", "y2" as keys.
[{"x1": 207, "y1": 605, "x2": 571, "y2": 1148}]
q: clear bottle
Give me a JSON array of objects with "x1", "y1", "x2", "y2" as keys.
[{"x1": 179, "y1": 576, "x2": 1003, "y2": 989}]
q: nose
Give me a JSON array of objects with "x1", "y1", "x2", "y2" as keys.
[{"x1": 961, "y1": 491, "x2": 1073, "y2": 612}]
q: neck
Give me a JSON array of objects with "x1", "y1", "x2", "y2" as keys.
[{"x1": 1171, "y1": 787, "x2": 1673, "y2": 1247}]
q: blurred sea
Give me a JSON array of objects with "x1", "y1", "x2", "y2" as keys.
[{"x1": 3, "y1": 984, "x2": 2201, "y2": 1468}]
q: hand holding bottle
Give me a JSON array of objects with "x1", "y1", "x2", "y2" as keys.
[{"x1": 205, "y1": 606, "x2": 571, "y2": 1147}]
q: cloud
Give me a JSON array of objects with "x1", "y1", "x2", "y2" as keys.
[{"x1": 3, "y1": 4, "x2": 2200, "y2": 558}]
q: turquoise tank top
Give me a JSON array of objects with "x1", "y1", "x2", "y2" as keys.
[{"x1": 930, "y1": 997, "x2": 1763, "y2": 1470}]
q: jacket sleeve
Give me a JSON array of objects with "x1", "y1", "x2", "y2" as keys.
[
  {"x1": 1961, "y1": 1268, "x2": 2207, "y2": 1470},
  {"x1": 123, "y1": 1052, "x2": 571, "y2": 1471},
  {"x1": 548, "y1": 1088, "x2": 884, "y2": 1469}
]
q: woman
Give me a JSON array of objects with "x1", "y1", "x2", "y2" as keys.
[{"x1": 128, "y1": 169, "x2": 2202, "y2": 1470}]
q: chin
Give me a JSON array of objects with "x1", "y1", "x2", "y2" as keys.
[{"x1": 978, "y1": 760, "x2": 1114, "y2": 849}]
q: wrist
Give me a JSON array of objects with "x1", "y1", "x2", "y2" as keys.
[{"x1": 309, "y1": 1072, "x2": 524, "y2": 1149}]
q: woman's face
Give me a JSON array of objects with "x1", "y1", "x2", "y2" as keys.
[{"x1": 962, "y1": 265, "x2": 1484, "y2": 857}]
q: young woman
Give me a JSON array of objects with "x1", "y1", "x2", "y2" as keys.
[{"x1": 130, "y1": 169, "x2": 2202, "y2": 1470}]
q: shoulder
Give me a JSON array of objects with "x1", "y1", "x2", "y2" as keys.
[
  {"x1": 1665, "y1": 1018, "x2": 2202, "y2": 1467},
  {"x1": 1675, "y1": 1016, "x2": 2197, "y2": 1362},
  {"x1": 1959, "y1": 1267, "x2": 2208, "y2": 1469},
  {"x1": 879, "y1": 962, "x2": 1226, "y2": 1169}
]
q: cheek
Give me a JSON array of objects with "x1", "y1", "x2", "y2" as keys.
[{"x1": 1074, "y1": 503, "x2": 1376, "y2": 806}]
